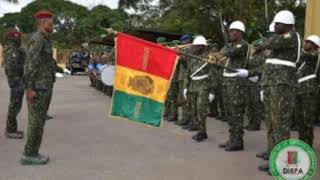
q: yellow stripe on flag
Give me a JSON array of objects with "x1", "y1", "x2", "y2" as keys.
[{"x1": 114, "y1": 66, "x2": 170, "y2": 103}]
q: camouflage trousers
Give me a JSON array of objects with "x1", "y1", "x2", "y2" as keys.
[
  {"x1": 178, "y1": 81, "x2": 184, "y2": 106},
  {"x1": 295, "y1": 92, "x2": 318, "y2": 147},
  {"x1": 209, "y1": 87, "x2": 225, "y2": 118},
  {"x1": 24, "y1": 90, "x2": 52, "y2": 156},
  {"x1": 209, "y1": 97, "x2": 218, "y2": 116},
  {"x1": 263, "y1": 85, "x2": 295, "y2": 153},
  {"x1": 245, "y1": 85, "x2": 264, "y2": 128},
  {"x1": 179, "y1": 81, "x2": 191, "y2": 122},
  {"x1": 164, "y1": 82, "x2": 179, "y2": 118},
  {"x1": 188, "y1": 90, "x2": 209, "y2": 134},
  {"x1": 45, "y1": 88, "x2": 53, "y2": 114},
  {"x1": 6, "y1": 83, "x2": 24, "y2": 133},
  {"x1": 222, "y1": 85, "x2": 246, "y2": 144}
]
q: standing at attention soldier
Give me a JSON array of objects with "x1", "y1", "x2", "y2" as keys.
[
  {"x1": 3, "y1": 29, "x2": 26, "y2": 139},
  {"x1": 21, "y1": 10, "x2": 56, "y2": 165}
]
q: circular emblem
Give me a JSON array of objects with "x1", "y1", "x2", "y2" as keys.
[{"x1": 269, "y1": 139, "x2": 317, "y2": 180}]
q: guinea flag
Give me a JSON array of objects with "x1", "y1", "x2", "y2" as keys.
[{"x1": 111, "y1": 32, "x2": 179, "y2": 127}]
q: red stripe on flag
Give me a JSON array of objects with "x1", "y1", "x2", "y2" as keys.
[{"x1": 116, "y1": 32, "x2": 178, "y2": 80}]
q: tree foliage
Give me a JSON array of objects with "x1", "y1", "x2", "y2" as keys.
[
  {"x1": 1, "y1": 0, "x2": 307, "y2": 47},
  {"x1": 119, "y1": 0, "x2": 306, "y2": 44},
  {"x1": 0, "y1": 0, "x2": 129, "y2": 48}
]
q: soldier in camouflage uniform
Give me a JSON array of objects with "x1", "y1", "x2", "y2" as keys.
[
  {"x1": 163, "y1": 40, "x2": 184, "y2": 122},
  {"x1": 207, "y1": 44, "x2": 221, "y2": 118},
  {"x1": 244, "y1": 38, "x2": 267, "y2": 131},
  {"x1": 209, "y1": 49, "x2": 227, "y2": 122},
  {"x1": 163, "y1": 40, "x2": 183, "y2": 122},
  {"x1": 254, "y1": 10, "x2": 301, "y2": 172},
  {"x1": 253, "y1": 24, "x2": 277, "y2": 161},
  {"x1": 175, "y1": 35, "x2": 193, "y2": 126},
  {"x1": 295, "y1": 35, "x2": 320, "y2": 147},
  {"x1": 183, "y1": 36, "x2": 219, "y2": 142},
  {"x1": 4, "y1": 29, "x2": 26, "y2": 139},
  {"x1": 218, "y1": 21, "x2": 249, "y2": 151},
  {"x1": 21, "y1": 11, "x2": 56, "y2": 165},
  {"x1": 166, "y1": 44, "x2": 180, "y2": 122}
]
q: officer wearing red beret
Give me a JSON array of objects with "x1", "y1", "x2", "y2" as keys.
[
  {"x1": 21, "y1": 10, "x2": 55, "y2": 165},
  {"x1": 4, "y1": 29, "x2": 26, "y2": 139}
]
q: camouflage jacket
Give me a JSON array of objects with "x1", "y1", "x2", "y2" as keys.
[
  {"x1": 246, "y1": 38, "x2": 268, "y2": 86},
  {"x1": 183, "y1": 49, "x2": 219, "y2": 92},
  {"x1": 177, "y1": 46, "x2": 191, "y2": 81},
  {"x1": 259, "y1": 31, "x2": 301, "y2": 87},
  {"x1": 171, "y1": 57, "x2": 181, "y2": 83},
  {"x1": 221, "y1": 39, "x2": 249, "y2": 86},
  {"x1": 24, "y1": 30, "x2": 56, "y2": 90},
  {"x1": 296, "y1": 51, "x2": 320, "y2": 94},
  {"x1": 4, "y1": 44, "x2": 26, "y2": 88}
]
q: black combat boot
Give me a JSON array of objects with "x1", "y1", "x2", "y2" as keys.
[
  {"x1": 167, "y1": 115, "x2": 178, "y2": 122},
  {"x1": 207, "y1": 112, "x2": 218, "y2": 118},
  {"x1": 175, "y1": 119, "x2": 189, "y2": 126},
  {"x1": 244, "y1": 125, "x2": 260, "y2": 131},
  {"x1": 224, "y1": 142, "x2": 244, "y2": 151},
  {"x1": 45, "y1": 115, "x2": 53, "y2": 120},
  {"x1": 187, "y1": 125, "x2": 198, "y2": 132},
  {"x1": 218, "y1": 140, "x2": 230, "y2": 148},
  {"x1": 262, "y1": 153, "x2": 270, "y2": 161},
  {"x1": 182, "y1": 121, "x2": 193, "y2": 130},
  {"x1": 192, "y1": 132, "x2": 208, "y2": 142},
  {"x1": 258, "y1": 164, "x2": 269, "y2": 172},
  {"x1": 256, "y1": 151, "x2": 268, "y2": 158},
  {"x1": 163, "y1": 115, "x2": 170, "y2": 121}
]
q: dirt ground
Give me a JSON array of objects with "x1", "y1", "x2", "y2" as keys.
[{"x1": 0, "y1": 69, "x2": 319, "y2": 180}]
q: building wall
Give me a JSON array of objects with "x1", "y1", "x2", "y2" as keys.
[{"x1": 305, "y1": 0, "x2": 320, "y2": 37}]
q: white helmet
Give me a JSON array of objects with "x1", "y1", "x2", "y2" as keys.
[
  {"x1": 81, "y1": 42, "x2": 89, "y2": 48},
  {"x1": 306, "y1": 35, "x2": 320, "y2": 47},
  {"x1": 192, "y1": 35, "x2": 207, "y2": 46},
  {"x1": 269, "y1": 22, "x2": 275, "y2": 32},
  {"x1": 229, "y1": 21, "x2": 245, "y2": 32},
  {"x1": 273, "y1": 10, "x2": 295, "y2": 25}
]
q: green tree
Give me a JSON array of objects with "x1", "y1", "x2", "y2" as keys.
[
  {"x1": 119, "y1": 0, "x2": 306, "y2": 44},
  {"x1": 1, "y1": 0, "x2": 129, "y2": 48}
]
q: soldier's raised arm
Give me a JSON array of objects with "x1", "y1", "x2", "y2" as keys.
[{"x1": 221, "y1": 41, "x2": 248, "y2": 58}]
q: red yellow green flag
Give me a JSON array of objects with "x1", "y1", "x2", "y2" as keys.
[{"x1": 111, "y1": 33, "x2": 179, "y2": 127}]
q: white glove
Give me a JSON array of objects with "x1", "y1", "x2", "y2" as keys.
[
  {"x1": 260, "y1": 90, "x2": 264, "y2": 102},
  {"x1": 63, "y1": 68, "x2": 71, "y2": 75},
  {"x1": 55, "y1": 72, "x2": 64, "y2": 78},
  {"x1": 208, "y1": 94, "x2": 215, "y2": 102},
  {"x1": 248, "y1": 76, "x2": 259, "y2": 83},
  {"x1": 236, "y1": 69, "x2": 249, "y2": 78},
  {"x1": 183, "y1": 89, "x2": 187, "y2": 100}
]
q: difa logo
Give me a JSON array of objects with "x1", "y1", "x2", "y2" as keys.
[
  {"x1": 283, "y1": 151, "x2": 304, "y2": 175},
  {"x1": 270, "y1": 139, "x2": 317, "y2": 180}
]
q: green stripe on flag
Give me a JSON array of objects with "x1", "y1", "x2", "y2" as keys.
[{"x1": 111, "y1": 90, "x2": 164, "y2": 127}]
